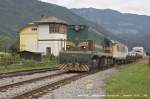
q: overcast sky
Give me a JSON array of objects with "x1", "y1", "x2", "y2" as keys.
[{"x1": 40, "y1": 0, "x2": 150, "y2": 16}]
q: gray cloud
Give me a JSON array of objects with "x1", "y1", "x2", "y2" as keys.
[{"x1": 40, "y1": 0, "x2": 150, "y2": 15}]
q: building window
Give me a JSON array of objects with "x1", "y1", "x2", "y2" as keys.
[
  {"x1": 32, "y1": 28, "x2": 37, "y2": 31},
  {"x1": 49, "y1": 23, "x2": 59, "y2": 33},
  {"x1": 49, "y1": 24, "x2": 54, "y2": 33},
  {"x1": 49, "y1": 23, "x2": 67, "y2": 34}
]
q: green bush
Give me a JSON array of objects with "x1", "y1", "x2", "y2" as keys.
[{"x1": 43, "y1": 53, "x2": 57, "y2": 63}]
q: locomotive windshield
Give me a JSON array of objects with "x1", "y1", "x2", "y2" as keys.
[{"x1": 65, "y1": 40, "x2": 94, "y2": 51}]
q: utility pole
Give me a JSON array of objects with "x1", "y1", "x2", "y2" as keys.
[
  {"x1": 149, "y1": 56, "x2": 150, "y2": 66},
  {"x1": 148, "y1": 52, "x2": 150, "y2": 66}
]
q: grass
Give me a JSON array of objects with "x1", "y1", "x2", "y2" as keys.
[
  {"x1": 105, "y1": 59, "x2": 150, "y2": 99},
  {"x1": 0, "y1": 61, "x2": 58, "y2": 73}
]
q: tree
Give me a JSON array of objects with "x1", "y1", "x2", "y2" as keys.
[
  {"x1": 0, "y1": 36, "x2": 9, "y2": 51},
  {"x1": 9, "y1": 39, "x2": 19, "y2": 54}
]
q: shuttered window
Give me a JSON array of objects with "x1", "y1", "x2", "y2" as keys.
[{"x1": 49, "y1": 23, "x2": 67, "y2": 34}]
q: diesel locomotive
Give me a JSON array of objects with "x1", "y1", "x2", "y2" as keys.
[{"x1": 59, "y1": 25, "x2": 128, "y2": 71}]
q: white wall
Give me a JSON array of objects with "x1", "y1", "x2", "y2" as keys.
[
  {"x1": 38, "y1": 24, "x2": 49, "y2": 39},
  {"x1": 37, "y1": 24, "x2": 67, "y2": 56},
  {"x1": 38, "y1": 40, "x2": 66, "y2": 56}
]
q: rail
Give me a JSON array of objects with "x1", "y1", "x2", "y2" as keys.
[{"x1": 0, "y1": 67, "x2": 59, "y2": 78}]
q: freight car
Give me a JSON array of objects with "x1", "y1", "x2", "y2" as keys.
[
  {"x1": 59, "y1": 25, "x2": 128, "y2": 72},
  {"x1": 111, "y1": 40, "x2": 128, "y2": 65}
]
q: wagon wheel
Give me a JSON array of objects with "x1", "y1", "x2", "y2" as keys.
[{"x1": 92, "y1": 55, "x2": 99, "y2": 71}]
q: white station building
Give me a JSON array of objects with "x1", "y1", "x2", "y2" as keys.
[
  {"x1": 35, "y1": 17, "x2": 68, "y2": 56},
  {"x1": 19, "y1": 16, "x2": 68, "y2": 56}
]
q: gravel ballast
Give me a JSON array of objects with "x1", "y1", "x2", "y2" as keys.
[
  {"x1": 0, "y1": 70, "x2": 63, "y2": 87},
  {"x1": 0, "y1": 73, "x2": 77, "y2": 99},
  {"x1": 40, "y1": 68, "x2": 117, "y2": 99}
]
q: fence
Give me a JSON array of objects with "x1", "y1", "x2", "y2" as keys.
[
  {"x1": 0, "y1": 53, "x2": 58, "y2": 67},
  {"x1": 0, "y1": 54, "x2": 21, "y2": 66}
]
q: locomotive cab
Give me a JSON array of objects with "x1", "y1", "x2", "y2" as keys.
[{"x1": 59, "y1": 40, "x2": 94, "y2": 72}]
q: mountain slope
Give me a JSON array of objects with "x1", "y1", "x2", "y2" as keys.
[
  {"x1": 0, "y1": 0, "x2": 109, "y2": 40},
  {"x1": 71, "y1": 8, "x2": 150, "y2": 50}
]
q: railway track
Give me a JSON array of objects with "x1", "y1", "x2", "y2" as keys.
[
  {"x1": 0, "y1": 69, "x2": 88, "y2": 99},
  {"x1": 0, "y1": 69, "x2": 95, "y2": 99},
  {"x1": 0, "y1": 67, "x2": 59, "y2": 78},
  {"x1": 0, "y1": 63, "x2": 105, "y2": 99},
  {"x1": 11, "y1": 73, "x2": 88, "y2": 99},
  {"x1": 0, "y1": 70, "x2": 65, "y2": 92}
]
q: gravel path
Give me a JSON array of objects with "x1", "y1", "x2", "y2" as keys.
[
  {"x1": 39, "y1": 68, "x2": 117, "y2": 99},
  {"x1": 0, "y1": 70, "x2": 63, "y2": 87}
]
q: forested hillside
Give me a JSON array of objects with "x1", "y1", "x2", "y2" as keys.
[{"x1": 0, "y1": 0, "x2": 110, "y2": 50}]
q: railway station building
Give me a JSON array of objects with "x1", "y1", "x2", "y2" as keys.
[{"x1": 19, "y1": 16, "x2": 68, "y2": 56}]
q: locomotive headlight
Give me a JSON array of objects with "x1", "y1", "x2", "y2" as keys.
[
  {"x1": 79, "y1": 41, "x2": 88, "y2": 50},
  {"x1": 83, "y1": 46, "x2": 86, "y2": 49},
  {"x1": 66, "y1": 41, "x2": 76, "y2": 50},
  {"x1": 81, "y1": 46, "x2": 86, "y2": 49},
  {"x1": 66, "y1": 45, "x2": 70, "y2": 49}
]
